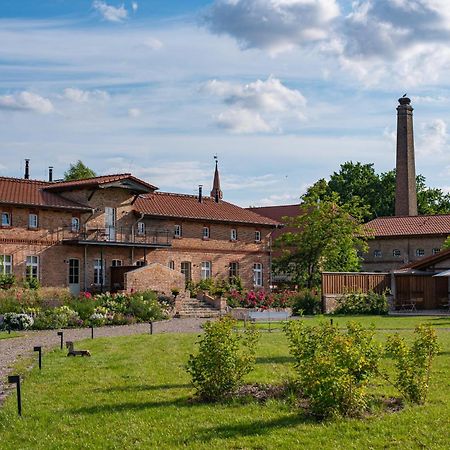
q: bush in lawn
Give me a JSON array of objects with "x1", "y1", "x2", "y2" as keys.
[
  {"x1": 285, "y1": 320, "x2": 381, "y2": 418},
  {"x1": 385, "y1": 325, "x2": 440, "y2": 404},
  {"x1": 291, "y1": 290, "x2": 321, "y2": 315},
  {"x1": 0, "y1": 274, "x2": 15, "y2": 290},
  {"x1": 3, "y1": 312, "x2": 34, "y2": 331},
  {"x1": 187, "y1": 316, "x2": 259, "y2": 401},
  {"x1": 334, "y1": 290, "x2": 389, "y2": 315}
]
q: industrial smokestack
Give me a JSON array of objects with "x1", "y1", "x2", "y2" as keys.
[
  {"x1": 198, "y1": 185, "x2": 203, "y2": 203},
  {"x1": 48, "y1": 167, "x2": 53, "y2": 182},
  {"x1": 24, "y1": 159, "x2": 30, "y2": 180}
]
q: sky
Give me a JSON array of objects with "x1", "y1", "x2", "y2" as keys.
[{"x1": 1, "y1": 1, "x2": 450, "y2": 207}]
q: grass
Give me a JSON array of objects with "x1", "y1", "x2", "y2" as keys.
[
  {"x1": 0, "y1": 331, "x2": 22, "y2": 339},
  {"x1": 0, "y1": 318, "x2": 449, "y2": 449}
]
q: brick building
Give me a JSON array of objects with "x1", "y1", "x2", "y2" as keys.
[{"x1": 0, "y1": 163, "x2": 279, "y2": 294}]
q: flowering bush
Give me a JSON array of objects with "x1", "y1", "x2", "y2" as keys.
[
  {"x1": 3, "y1": 312, "x2": 34, "y2": 331},
  {"x1": 89, "y1": 312, "x2": 107, "y2": 327},
  {"x1": 226, "y1": 289, "x2": 297, "y2": 310}
]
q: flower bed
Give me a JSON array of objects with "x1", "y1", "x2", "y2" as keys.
[{"x1": 0, "y1": 288, "x2": 174, "y2": 331}]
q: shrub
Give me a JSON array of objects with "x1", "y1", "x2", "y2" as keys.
[
  {"x1": 69, "y1": 296, "x2": 96, "y2": 320},
  {"x1": 33, "y1": 306, "x2": 80, "y2": 330},
  {"x1": 186, "y1": 316, "x2": 259, "y2": 401},
  {"x1": 385, "y1": 325, "x2": 440, "y2": 404},
  {"x1": 23, "y1": 277, "x2": 40, "y2": 290},
  {"x1": 126, "y1": 294, "x2": 165, "y2": 321},
  {"x1": 3, "y1": 312, "x2": 34, "y2": 331},
  {"x1": 291, "y1": 290, "x2": 321, "y2": 315},
  {"x1": 0, "y1": 274, "x2": 15, "y2": 290},
  {"x1": 334, "y1": 290, "x2": 389, "y2": 315},
  {"x1": 285, "y1": 321, "x2": 381, "y2": 418}
]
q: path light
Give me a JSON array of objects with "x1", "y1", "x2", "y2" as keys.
[
  {"x1": 330, "y1": 318, "x2": 334, "y2": 326},
  {"x1": 8, "y1": 375, "x2": 22, "y2": 416},
  {"x1": 33, "y1": 346, "x2": 42, "y2": 370},
  {"x1": 57, "y1": 331, "x2": 64, "y2": 350},
  {"x1": 91, "y1": 325, "x2": 94, "y2": 339},
  {"x1": 149, "y1": 321, "x2": 153, "y2": 335}
]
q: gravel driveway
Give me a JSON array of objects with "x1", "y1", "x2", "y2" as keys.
[{"x1": 0, "y1": 317, "x2": 209, "y2": 406}]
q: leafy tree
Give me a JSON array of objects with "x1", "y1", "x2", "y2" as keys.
[
  {"x1": 274, "y1": 182, "x2": 369, "y2": 289},
  {"x1": 64, "y1": 160, "x2": 96, "y2": 181}
]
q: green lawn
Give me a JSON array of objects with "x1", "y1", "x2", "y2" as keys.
[
  {"x1": 0, "y1": 320, "x2": 449, "y2": 449},
  {"x1": 0, "y1": 331, "x2": 22, "y2": 340}
]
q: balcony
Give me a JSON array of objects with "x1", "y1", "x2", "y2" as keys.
[{"x1": 61, "y1": 226, "x2": 172, "y2": 248}]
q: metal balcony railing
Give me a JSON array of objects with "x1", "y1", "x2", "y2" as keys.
[{"x1": 60, "y1": 226, "x2": 172, "y2": 246}]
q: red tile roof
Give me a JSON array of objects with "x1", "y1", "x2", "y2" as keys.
[
  {"x1": 135, "y1": 192, "x2": 281, "y2": 226},
  {"x1": 365, "y1": 215, "x2": 450, "y2": 237},
  {"x1": 44, "y1": 173, "x2": 157, "y2": 192},
  {"x1": 0, "y1": 177, "x2": 91, "y2": 211},
  {"x1": 399, "y1": 247, "x2": 450, "y2": 270},
  {"x1": 247, "y1": 204, "x2": 302, "y2": 223}
]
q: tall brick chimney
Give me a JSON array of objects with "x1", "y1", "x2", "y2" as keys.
[{"x1": 395, "y1": 96, "x2": 418, "y2": 216}]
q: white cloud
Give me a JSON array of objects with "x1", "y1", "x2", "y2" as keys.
[
  {"x1": 0, "y1": 91, "x2": 54, "y2": 114},
  {"x1": 132, "y1": 2, "x2": 138, "y2": 13},
  {"x1": 417, "y1": 119, "x2": 448, "y2": 155},
  {"x1": 63, "y1": 88, "x2": 109, "y2": 103},
  {"x1": 257, "y1": 192, "x2": 300, "y2": 206},
  {"x1": 93, "y1": 1, "x2": 128, "y2": 22},
  {"x1": 128, "y1": 108, "x2": 141, "y2": 118},
  {"x1": 141, "y1": 37, "x2": 163, "y2": 50},
  {"x1": 205, "y1": 77, "x2": 306, "y2": 133},
  {"x1": 204, "y1": 0, "x2": 340, "y2": 55}
]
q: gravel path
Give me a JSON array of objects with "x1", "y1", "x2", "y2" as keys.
[{"x1": 0, "y1": 318, "x2": 209, "y2": 406}]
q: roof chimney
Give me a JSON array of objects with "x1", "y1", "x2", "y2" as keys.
[
  {"x1": 48, "y1": 166, "x2": 53, "y2": 182},
  {"x1": 198, "y1": 185, "x2": 203, "y2": 203},
  {"x1": 395, "y1": 96, "x2": 418, "y2": 216},
  {"x1": 24, "y1": 159, "x2": 30, "y2": 180}
]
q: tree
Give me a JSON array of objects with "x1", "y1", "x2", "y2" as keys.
[
  {"x1": 64, "y1": 160, "x2": 96, "y2": 181},
  {"x1": 274, "y1": 182, "x2": 369, "y2": 289}
]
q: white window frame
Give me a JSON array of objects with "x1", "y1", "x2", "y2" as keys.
[
  {"x1": 28, "y1": 213, "x2": 38, "y2": 229},
  {"x1": 201, "y1": 261, "x2": 212, "y2": 280},
  {"x1": 135, "y1": 260, "x2": 145, "y2": 267},
  {"x1": 174, "y1": 224, "x2": 182, "y2": 238},
  {"x1": 432, "y1": 248, "x2": 441, "y2": 255},
  {"x1": 230, "y1": 229, "x2": 237, "y2": 241},
  {"x1": 0, "y1": 255, "x2": 12, "y2": 274},
  {"x1": 253, "y1": 263, "x2": 263, "y2": 287},
  {"x1": 1, "y1": 212, "x2": 11, "y2": 227},
  {"x1": 202, "y1": 226, "x2": 210, "y2": 239},
  {"x1": 111, "y1": 259, "x2": 122, "y2": 267},
  {"x1": 181, "y1": 261, "x2": 191, "y2": 282},
  {"x1": 255, "y1": 230, "x2": 261, "y2": 242},
  {"x1": 373, "y1": 250, "x2": 382, "y2": 258},
  {"x1": 71, "y1": 217, "x2": 80, "y2": 233},
  {"x1": 93, "y1": 258, "x2": 105, "y2": 285},
  {"x1": 68, "y1": 258, "x2": 80, "y2": 285},
  {"x1": 26, "y1": 255, "x2": 39, "y2": 280},
  {"x1": 416, "y1": 248, "x2": 425, "y2": 257},
  {"x1": 168, "y1": 260, "x2": 175, "y2": 270},
  {"x1": 229, "y1": 262, "x2": 239, "y2": 281},
  {"x1": 137, "y1": 221, "x2": 146, "y2": 236},
  {"x1": 392, "y1": 249, "x2": 401, "y2": 257}
]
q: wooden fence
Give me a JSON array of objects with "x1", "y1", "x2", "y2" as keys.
[{"x1": 322, "y1": 272, "x2": 391, "y2": 296}]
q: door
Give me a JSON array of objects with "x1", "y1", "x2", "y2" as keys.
[
  {"x1": 105, "y1": 207, "x2": 116, "y2": 241},
  {"x1": 68, "y1": 258, "x2": 80, "y2": 296}
]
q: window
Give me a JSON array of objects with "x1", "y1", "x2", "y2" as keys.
[
  {"x1": 255, "y1": 230, "x2": 261, "y2": 242},
  {"x1": 71, "y1": 217, "x2": 80, "y2": 233},
  {"x1": 202, "y1": 226, "x2": 210, "y2": 239},
  {"x1": 111, "y1": 259, "x2": 122, "y2": 267},
  {"x1": 93, "y1": 259, "x2": 104, "y2": 285},
  {"x1": 373, "y1": 250, "x2": 382, "y2": 258},
  {"x1": 230, "y1": 229, "x2": 237, "y2": 241},
  {"x1": 432, "y1": 248, "x2": 441, "y2": 255},
  {"x1": 253, "y1": 263, "x2": 263, "y2": 287},
  {"x1": 68, "y1": 259, "x2": 80, "y2": 284},
  {"x1": 0, "y1": 255, "x2": 12, "y2": 274},
  {"x1": 26, "y1": 256, "x2": 39, "y2": 280},
  {"x1": 174, "y1": 224, "x2": 182, "y2": 238},
  {"x1": 1, "y1": 212, "x2": 11, "y2": 227},
  {"x1": 168, "y1": 260, "x2": 175, "y2": 270},
  {"x1": 201, "y1": 261, "x2": 212, "y2": 279},
  {"x1": 229, "y1": 262, "x2": 239, "y2": 282},
  {"x1": 137, "y1": 222, "x2": 145, "y2": 236},
  {"x1": 416, "y1": 248, "x2": 425, "y2": 257},
  {"x1": 393, "y1": 249, "x2": 401, "y2": 257},
  {"x1": 135, "y1": 260, "x2": 145, "y2": 267},
  {"x1": 181, "y1": 261, "x2": 191, "y2": 282},
  {"x1": 28, "y1": 213, "x2": 38, "y2": 229}
]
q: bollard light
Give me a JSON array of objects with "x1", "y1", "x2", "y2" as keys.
[
  {"x1": 91, "y1": 325, "x2": 94, "y2": 339},
  {"x1": 149, "y1": 321, "x2": 153, "y2": 335},
  {"x1": 33, "y1": 346, "x2": 42, "y2": 370},
  {"x1": 8, "y1": 375, "x2": 22, "y2": 416},
  {"x1": 330, "y1": 318, "x2": 334, "y2": 326},
  {"x1": 57, "y1": 331, "x2": 64, "y2": 350}
]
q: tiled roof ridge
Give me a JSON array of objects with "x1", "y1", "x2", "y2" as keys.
[
  {"x1": 368, "y1": 213, "x2": 450, "y2": 221},
  {"x1": 150, "y1": 191, "x2": 230, "y2": 201},
  {"x1": 247, "y1": 203, "x2": 302, "y2": 209},
  {"x1": 0, "y1": 176, "x2": 50, "y2": 185},
  {"x1": 49, "y1": 173, "x2": 132, "y2": 184}
]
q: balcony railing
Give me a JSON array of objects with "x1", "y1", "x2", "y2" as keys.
[{"x1": 60, "y1": 226, "x2": 172, "y2": 247}]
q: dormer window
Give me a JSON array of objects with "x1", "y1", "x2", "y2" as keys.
[
  {"x1": 137, "y1": 222, "x2": 145, "y2": 236},
  {"x1": 202, "y1": 226, "x2": 210, "y2": 239},
  {"x1": 28, "y1": 213, "x2": 38, "y2": 229},
  {"x1": 174, "y1": 224, "x2": 182, "y2": 238},
  {"x1": 230, "y1": 229, "x2": 237, "y2": 241}
]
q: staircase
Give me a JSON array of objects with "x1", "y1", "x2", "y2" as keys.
[{"x1": 176, "y1": 297, "x2": 222, "y2": 318}]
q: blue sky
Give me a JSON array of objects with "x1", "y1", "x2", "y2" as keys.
[{"x1": 1, "y1": 0, "x2": 450, "y2": 206}]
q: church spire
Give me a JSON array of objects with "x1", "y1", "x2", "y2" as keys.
[{"x1": 210, "y1": 155, "x2": 223, "y2": 203}]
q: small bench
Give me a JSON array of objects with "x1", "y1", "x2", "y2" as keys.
[{"x1": 246, "y1": 311, "x2": 291, "y2": 332}]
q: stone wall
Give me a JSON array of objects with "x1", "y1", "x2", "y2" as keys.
[{"x1": 123, "y1": 263, "x2": 185, "y2": 295}]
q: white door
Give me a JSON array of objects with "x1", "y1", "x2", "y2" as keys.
[
  {"x1": 68, "y1": 258, "x2": 80, "y2": 296},
  {"x1": 105, "y1": 207, "x2": 116, "y2": 241}
]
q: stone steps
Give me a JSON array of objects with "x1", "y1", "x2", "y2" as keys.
[{"x1": 176, "y1": 298, "x2": 222, "y2": 318}]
